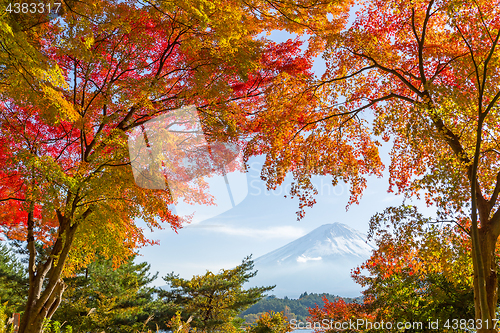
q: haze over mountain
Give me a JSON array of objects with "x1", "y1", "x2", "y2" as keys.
[{"x1": 246, "y1": 222, "x2": 375, "y2": 298}]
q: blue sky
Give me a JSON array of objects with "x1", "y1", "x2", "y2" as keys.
[
  {"x1": 138, "y1": 146, "x2": 436, "y2": 286},
  {"x1": 137, "y1": 30, "x2": 437, "y2": 286}
]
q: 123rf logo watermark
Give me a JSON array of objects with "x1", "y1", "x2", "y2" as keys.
[
  {"x1": 127, "y1": 105, "x2": 248, "y2": 221},
  {"x1": 290, "y1": 318, "x2": 493, "y2": 331}
]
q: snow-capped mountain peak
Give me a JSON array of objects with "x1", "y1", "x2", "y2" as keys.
[
  {"x1": 247, "y1": 222, "x2": 375, "y2": 298},
  {"x1": 255, "y1": 222, "x2": 374, "y2": 266}
]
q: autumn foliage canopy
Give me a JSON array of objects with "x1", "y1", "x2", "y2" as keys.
[
  {"x1": 2, "y1": 0, "x2": 500, "y2": 331},
  {"x1": 0, "y1": 0, "x2": 346, "y2": 331}
]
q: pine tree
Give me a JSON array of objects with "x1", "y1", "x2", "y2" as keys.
[
  {"x1": 52, "y1": 255, "x2": 161, "y2": 333},
  {"x1": 0, "y1": 242, "x2": 27, "y2": 316},
  {"x1": 160, "y1": 256, "x2": 274, "y2": 332}
]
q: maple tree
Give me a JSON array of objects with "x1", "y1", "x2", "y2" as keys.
[
  {"x1": 244, "y1": 0, "x2": 500, "y2": 329},
  {"x1": 246, "y1": 311, "x2": 292, "y2": 333},
  {"x1": 166, "y1": 310, "x2": 195, "y2": 333},
  {"x1": 0, "y1": 0, "x2": 346, "y2": 332},
  {"x1": 351, "y1": 205, "x2": 476, "y2": 332},
  {"x1": 308, "y1": 297, "x2": 371, "y2": 333},
  {"x1": 308, "y1": 206, "x2": 479, "y2": 333}
]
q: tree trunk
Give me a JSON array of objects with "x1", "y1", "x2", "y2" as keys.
[
  {"x1": 18, "y1": 212, "x2": 77, "y2": 333},
  {"x1": 474, "y1": 225, "x2": 499, "y2": 333}
]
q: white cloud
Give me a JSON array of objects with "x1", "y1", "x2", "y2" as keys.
[
  {"x1": 185, "y1": 224, "x2": 307, "y2": 239},
  {"x1": 297, "y1": 255, "x2": 322, "y2": 263}
]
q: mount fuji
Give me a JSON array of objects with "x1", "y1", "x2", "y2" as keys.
[{"x1": 246, "y1": 222, "x2": 375, "y2": 298}]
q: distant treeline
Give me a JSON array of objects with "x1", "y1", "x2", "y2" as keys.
[{"x1": 239, "y1": 292, "x2": 363, "y2": 323}]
